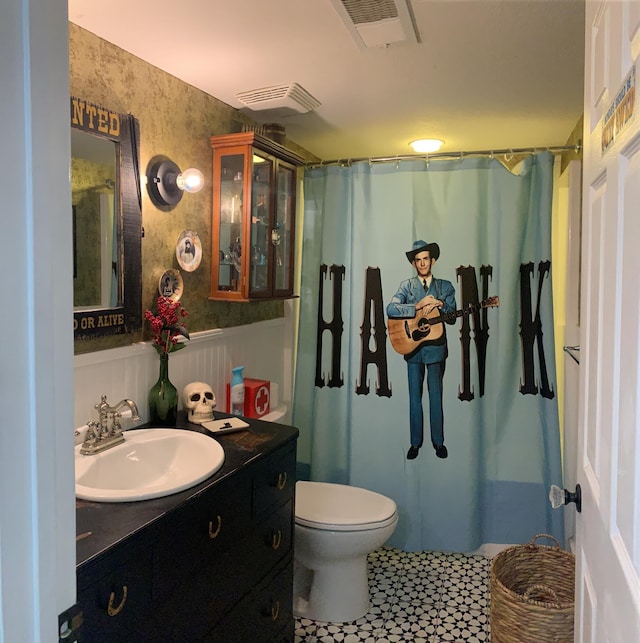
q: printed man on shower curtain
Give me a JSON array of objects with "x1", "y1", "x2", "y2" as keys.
[{"x1": 386, "y1": 240, "x2": 457, "y2": 460}]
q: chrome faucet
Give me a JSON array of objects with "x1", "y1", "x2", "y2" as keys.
[{"x1": 80, "y1": 395, "x2": 141, "y2": 455}]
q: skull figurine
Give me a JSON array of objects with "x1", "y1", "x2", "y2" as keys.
[{"x1": 182, "y1": 381, "x2": 216, "y2": 424}]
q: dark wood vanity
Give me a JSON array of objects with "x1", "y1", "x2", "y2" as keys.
[{"x1": 75, "y1": 415, "x2": 298, "y2": 642}]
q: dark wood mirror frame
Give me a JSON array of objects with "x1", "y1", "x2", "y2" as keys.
[{"x1": 71, "y1": 97, "x2": 142, "y2": 341}]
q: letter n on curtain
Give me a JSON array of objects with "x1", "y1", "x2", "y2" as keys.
[{"x1": 293, "y1": 153, "x2": 563, "y2": 552}]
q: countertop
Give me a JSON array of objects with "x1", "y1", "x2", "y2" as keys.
[{"x1": 75, "y1": 412, "x2": 298, "y2": 572}]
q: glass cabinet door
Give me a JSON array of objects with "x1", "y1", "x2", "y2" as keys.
[
  {"x1": 249, "y1": 153, "x2": 273, "y2": 297},
  {"x1": 217, "y1": 153, "x2": 245, "y2": 294},
  {"x1": 274, "y1": 163, "x2": 296, "y2": 295}
]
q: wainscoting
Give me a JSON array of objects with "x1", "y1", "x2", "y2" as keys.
[{"x1": 73, "y1": 317, "x2": 293, "y2": 430}]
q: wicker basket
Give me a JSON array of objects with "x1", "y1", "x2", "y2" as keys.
[{"x1": 490, "y1": 534, "x2": 575, "y2": 643}]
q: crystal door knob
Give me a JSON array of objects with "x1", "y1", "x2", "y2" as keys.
[{"x1": 549, "y1": 483, "x2": 582, "y2": 513}]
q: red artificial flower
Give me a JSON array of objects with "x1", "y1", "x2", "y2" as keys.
[{"x1": 144, "y1": 296, "x2": 190, "y2": 355}]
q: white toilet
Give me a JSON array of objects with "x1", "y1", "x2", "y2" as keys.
[{"x1": 293, "y1": 480, "x2": 398, "y2": 623}]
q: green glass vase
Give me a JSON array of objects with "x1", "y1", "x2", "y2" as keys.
[{"x1": 148, "y1": 353, "x2": 178, "y2": 426}]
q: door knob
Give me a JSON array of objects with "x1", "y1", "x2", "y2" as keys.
[{"x1": 549, "y1": 484, "x2": 582, "y2": 512}]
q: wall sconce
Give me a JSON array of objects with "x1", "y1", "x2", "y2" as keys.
[{"x1": 146, "y1": 155, "x2": 204, "y2": 207}]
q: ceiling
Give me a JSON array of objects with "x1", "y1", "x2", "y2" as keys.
[{"x1": 67, "y1": 0, "x2": 585, "y2": 161}]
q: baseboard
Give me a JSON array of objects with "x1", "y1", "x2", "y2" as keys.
[{"x1": 466, "y1": 543, "x2": 516, "y2": 558}]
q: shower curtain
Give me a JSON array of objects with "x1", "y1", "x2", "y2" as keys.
[{"x1": 292, "y1": 153, "x2": 564, "y2": 553}]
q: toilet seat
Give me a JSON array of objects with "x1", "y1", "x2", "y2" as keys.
[{"x1": 295, "y1": 481, "x2": 398, "y2": 532}]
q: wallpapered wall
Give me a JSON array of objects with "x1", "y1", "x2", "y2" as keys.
[{"x1": 69, "y1": 23, "x2": 316, "y2": 353}]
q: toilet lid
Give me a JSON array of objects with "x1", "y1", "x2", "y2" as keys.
[{"x1": 295, "y1": 481, "x2": 397, "y2": 529}]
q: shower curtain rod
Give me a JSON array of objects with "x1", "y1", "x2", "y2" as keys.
[{"x1": 305, "y1": 143, "x2": 581, "y2": 168}]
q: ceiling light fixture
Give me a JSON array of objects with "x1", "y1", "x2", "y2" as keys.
[
  {"x1": 410, "y1": 139, "x2": 444, "y2": 153},
  {"x1": 146, "y1": 156, "x2": 204, "y2": 207}
]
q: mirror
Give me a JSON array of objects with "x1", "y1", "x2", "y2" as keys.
[
  {"x1": 70, "y1": 97, "x2": 142, "y2": 341},
  {"x1": 71, "y1": 130, "x2": 118, "y2": 309}
]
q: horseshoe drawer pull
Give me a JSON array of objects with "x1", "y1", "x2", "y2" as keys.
[
  {"x1": 107, "y1": 586, "x2": 128, "y2": 616},
  {"x1": 271, "y1": 530, "x2": 282, "y2": 550},
  {"x1": 276, "y1": 472, "x2": 287, "y2": 490},
  {"x1": 271, "y1": 600, "x2": 280, "y2": 621},
  {"x1": 209, "y1": 515, "x2": 222, "y2": 539}
]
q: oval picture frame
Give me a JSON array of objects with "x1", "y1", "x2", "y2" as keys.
[
  {"x1": 176, "y1": 229, "x2": 202, "y2": 272},
  {"x1": 158, "y1": 269, "x2": 184, "y2": 301}
]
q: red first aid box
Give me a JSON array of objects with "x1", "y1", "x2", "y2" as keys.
[{"x1": 226, "y1": 378, "x2": 271, "y2": 418}]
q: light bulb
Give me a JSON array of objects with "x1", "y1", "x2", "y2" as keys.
[
  {"x1": 177, "y1": 167, "x2": 204, "y2": 193},
  {"x1": 409, "y1": 139, "x2": 444, "y2": 153}
]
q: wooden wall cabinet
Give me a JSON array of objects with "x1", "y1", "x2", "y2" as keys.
[{"x1": 210, "y1": 133, "x2": 304, "y2": 301}]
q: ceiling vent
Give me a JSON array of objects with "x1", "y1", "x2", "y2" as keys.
[
  {"x1": 235, "y1": 83, "x2": 321, "y2": 117},
  {"x1": 328, "y1": 0, "x2": 419, "y2": 49}
]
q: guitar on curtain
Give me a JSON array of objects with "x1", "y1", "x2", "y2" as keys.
[{"x1": 388, "y1": 296, "x2": 500, "y2": 355}]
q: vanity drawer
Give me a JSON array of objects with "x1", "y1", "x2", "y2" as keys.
[
  {"x1": 254, "y1": 442, "x2": 296, "y2": 519},
  {"x1": 78, "y1": 548, "x2": 153, "y2": 642},
  {"x1": 205, "y1": 555, "x2": 294, "y2": 643},
  {"x1": 156, "y1": 515, "x2": 290, "y2": 641},
  {"x1": 153, "y1": 470, "x2": 252, "y2": 600},
  {"x1": 246, "y1": 499, "x2": 294, "y2": 584},
  {"x1": 157, "y1": 498, "x2": 294, "y2": 640},
  {"x1": 153, "y1": 471, "x2": 254, "y2": 640}
]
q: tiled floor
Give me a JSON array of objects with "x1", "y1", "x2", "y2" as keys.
[{"x1": 294, "y1": 546, "x2": 491, "y2": 642}]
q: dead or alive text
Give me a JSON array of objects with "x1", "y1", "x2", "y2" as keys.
[{"x1": 73, "y1": 313, "x2": 125, "y2": 331}]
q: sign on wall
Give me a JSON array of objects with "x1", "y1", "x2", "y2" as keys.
[{"x1": 601, "y1": 64, "x2": 635, "y2": 154}]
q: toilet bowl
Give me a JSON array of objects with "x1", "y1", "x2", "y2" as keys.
[{"x1": 293, "y1": 480, "x2": 398, "y2": 623}]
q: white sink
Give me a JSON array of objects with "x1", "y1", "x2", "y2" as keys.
[{"x1": 75, "y1": 428, "x2": 225, "y2": 502}]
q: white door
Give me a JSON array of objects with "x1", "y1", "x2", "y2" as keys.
[
  {"x1": 577, "y1": 1, "x2": 640, "y2": 640},
  {"x1": 1, "y1": 0, "x2": 76, "y2": 640}
]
